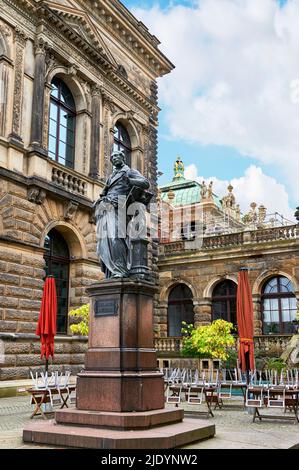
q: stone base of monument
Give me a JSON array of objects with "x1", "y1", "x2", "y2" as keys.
[
  {"x1": 23, "y1": 409, "x2": 215, "y2": 449},
  {"x1": 23, "y1": 279, "x2": 215, "y2": 448}
]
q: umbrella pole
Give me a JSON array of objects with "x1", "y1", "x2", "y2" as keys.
[{"x1": 45, "y1": 358, "x2": 48, "y2": 373}]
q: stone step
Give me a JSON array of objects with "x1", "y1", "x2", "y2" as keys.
[
  {"x1": 55, "y1": 407, "x2": 184, "y2": 429},
  {"x1": 23, "y1": 418, "x2": 215, "y2": 449}
]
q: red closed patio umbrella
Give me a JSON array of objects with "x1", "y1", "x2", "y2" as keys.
[
  {"x1": 36, "y1": 276, "x2": 57, "y2": 372},
  {"x1": 237, "y1": 269, "x2": 255, "y2": 375}
]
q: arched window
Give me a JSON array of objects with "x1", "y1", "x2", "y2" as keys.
[
  {"x1": 44, "y1": 229, "x2": 70, "y2": 334},
  {"x1": 262, "y1": 276, "x2": 297, "y2": 334},
  {"x1": 48, "y1": 77, "x2": 76, "y2": 168},
  {"x1": 168, "y1": 284, "x2": 194, "y2": 336},
  {"x1": 212, "y1": 280, "x2": 237, "y2": 326},
  {"x1": 113, "y1": 121, "x2": 132, "y2": 166}
]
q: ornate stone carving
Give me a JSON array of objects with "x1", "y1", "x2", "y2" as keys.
[
  {"x1": 68, "y1": 63, "x2": 79, "y2": 77},
  {"x1": 91, "y1": 84, "x2": 102, "y2": 97},
  {"x1": 15, "y1": 28, "x2": 27, "y2": 47},
  {"x1": 10, "y1": 28, "x2": 28, "y2": 142},
  {"x1": 45, "y1": 53, "x2": 57, "y2": 72},
  {"x1": 28, "y1": 186, "x2": 47, "y2": 205},
  {"x1": 34, "y1": 37, "x2": 49, "y2": 55},
  {"x1": 64, "y1": 201, "x2": 79, "y2": 221},
  {"x1": 0, "y1": 20, "x2": 12, "y2": 38}
]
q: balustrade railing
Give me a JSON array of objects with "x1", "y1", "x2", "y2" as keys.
[
  {"x1": 161, "y1": 225, "x2": 297, "y2": 254},
  {"x1": 51, "y1": 167, "x2": 87, "y2": 196},
  {"x1": 154, "y1": 335, "x2": 291, "y2": 355},
  {"x1": 154, "y1": 337, "x2": 183, "y2": 353}
]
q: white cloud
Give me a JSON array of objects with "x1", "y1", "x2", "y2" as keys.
[
  {"x1": 132, "y1": 0, "x2": 299, "y2": 202},
  {"x1": 185, "y1": 163, "x2": 295, "y2": 221}
]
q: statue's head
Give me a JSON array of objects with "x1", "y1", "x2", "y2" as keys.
[{"x1": 110, "y1": 150, "x2": 126, "y2": 167}]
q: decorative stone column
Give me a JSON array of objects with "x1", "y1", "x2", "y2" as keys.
[
  {"x1": 89, "y1": 85, "x2": 101, "y2": 178},
  {"x1": 30, "y1": 37, "x2": 48, "y2": 155},
  {"x1": 0, "y1": 56, "x2": 10, "y2": 136},
  {"x1": 102, "y1": 95, "x2": 113, "y2": 179},
  {"x1": 194, "y1": 300, "x2": 212, "y2": 327},
  {"x1": 9, "y1": 28, "x2": 27, "y2": 146},
  {"x1": 252, "y1": 294, "x2": 262, "y2": 335}
]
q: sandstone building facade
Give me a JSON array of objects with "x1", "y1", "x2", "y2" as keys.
[
  {"x1": 155, "y1": 158, "x2": 299, "y2": 367},
  {"x1": 0, "y1": 0, "x2": 173, "y2": 380}
]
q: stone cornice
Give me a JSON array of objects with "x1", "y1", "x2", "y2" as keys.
[
  {"x1": 75, "y1": 0, "x2": 174, "y2": 77},
  {"x1": 39, "y1": 5, "x2": 160, "y2": 115},
  {"x1": 0, "y1": 166, "x2": 95, "y2": 210}
]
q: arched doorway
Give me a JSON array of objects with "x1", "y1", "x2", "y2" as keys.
[
  {"x1": 167, "y1": 284, "x2": 194, "y2": 336},
  {"x1": 44, "y1": 228, "x2": 70, "y2": 334},
  {"x1": 212, "y1": 280, "x2": 237, "y2": 327},
  {"x1": 262, "y1": 276, "x2": 297, "y2": 334}
]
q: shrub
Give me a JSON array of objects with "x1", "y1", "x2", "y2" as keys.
[
  {"x1": 181, "y1": 319, "x2": 236, "y2": 361},
  {"x1": 68, "y1": 304, "x2": 89, "y2": 336},
  {"x1": 264, "y1": 357, "x2": 286, "y2": 372}
]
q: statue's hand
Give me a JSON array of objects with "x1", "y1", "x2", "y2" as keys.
[{"x1": 123, "y1": 174, "x2": 132, "y2": 186}]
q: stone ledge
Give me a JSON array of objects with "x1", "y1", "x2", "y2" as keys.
[
  {"x1": 55, "y1": 408, "x2": 184, "y2": 430},
  {"x1": 23, "y1": 418, "x2": 215, "y2": 449}
]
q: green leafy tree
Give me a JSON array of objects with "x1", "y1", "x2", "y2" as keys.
[
  {"x1": 181, "y1": 319, "x2": 236, "y2": 361},
  {"x1": 68, "y1": 304, "x2": 89, "y2": 336}
]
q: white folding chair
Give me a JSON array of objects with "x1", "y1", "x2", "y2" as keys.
[
  {"x1": 218, "y1": 383, "x2": 232, "y2": 400},
  {"x1": 246, "y1": 387, "x2": 264, "y2": 408},
  {"x1": 266, "y1": 387, "x2": 285, "y2": 409},
  {"x1": 187, "y1": 386, "x2": 204, "y2": 405},
  {"x1": 166, "y1": 384, "x2": 182, "y2": 405}
]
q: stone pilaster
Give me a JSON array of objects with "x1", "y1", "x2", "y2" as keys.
[
  {"x1": 252, "y1": 294, "x2": 262, "y2": 335},
  {"x1": 89, "y1": 85, "x2": 101, "y2": 178},
  {"x1": 8, "y1": 28, "x2": 27, "y2": 146},
  {"x1": 30, "y1": 37, "x2": 48, "y2": 155},
  {"x1": 194, "y1": 300, "x2": 212, "y2": 327},
  {"x1": 102, "y1": 96, "x2": 113, "y2": 179},
  {"x1": 156, "y1": 301, "x2": 168, "y2": 337}
]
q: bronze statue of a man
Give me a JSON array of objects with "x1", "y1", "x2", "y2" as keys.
[{"x1": 93, "y1": 150, "x2": 150, "y2": 279}]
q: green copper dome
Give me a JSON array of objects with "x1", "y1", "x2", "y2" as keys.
[{"x1": 159, "y1": 156, "x2": 222, "y2": 208}]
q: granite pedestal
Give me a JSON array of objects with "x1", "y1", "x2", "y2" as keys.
[{"x1": 23, "y1": 279, "x2": 215, "y2": 448}]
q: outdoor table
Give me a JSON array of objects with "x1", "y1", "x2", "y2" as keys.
[
  {"x1": 184, "y1": 385, "x2": 217, "y2": 418},
  {"x1": 28, "y1": 385, "x2": 76, "y2": 419},
  {"x1": 166, "y1": 384, "x2": 215, "y2": 418},
  {"x1": 247, "y1": 386, "x2": 299, "y2": 424},
  {"x1": 229, "y1": 383, "x2": 247, "y2": 408}
]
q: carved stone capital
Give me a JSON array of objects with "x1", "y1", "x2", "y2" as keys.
[
  {"x1": 91, "y1": 84, "x2": 102, "y2": 97},
  {"x1": 34, "y1": 37, "x2": 49, "y2": 55},
  {"x1": 14, "y1": 28, "x2": 28, "y2": 47},
  {"x1": 28, "y1": 186, "x2": 46, "y2": 205},
  {"x1": 64, "y1": 201, "x2": 79, "y2": 221}
]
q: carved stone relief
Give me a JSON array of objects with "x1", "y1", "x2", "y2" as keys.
[
  {"x1": 64, "y1": 200, "x2": 79, "y2": 221},
  {"x1": 9, "y1": 28, "x2": 28, "y2": 142},
  {"x1": 27, "y1": 186, "x2": 47, "y2": 205}
]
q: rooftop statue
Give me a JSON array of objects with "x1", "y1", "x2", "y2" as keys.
[
  {"x1": 173, "y1": 156, "x2": 185, "y2": 179},
  {"x1": 93, "y1": 150, "x2": 151, "y2": 279}
]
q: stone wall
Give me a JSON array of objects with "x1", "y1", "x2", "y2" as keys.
[
  {"x1": 157, "y1": 240, "x2": 299, "y2": 337},
  {"x1": 0, "y1": 333, "x2": 88, "y2": 380}
]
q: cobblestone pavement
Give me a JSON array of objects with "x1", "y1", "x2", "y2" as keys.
[
  {"x1": 0, "y1": 395, "x2": 299, "y2": 449},
  {"x1": 0, "y1": 396, "x2": 59, "y2": 449}
]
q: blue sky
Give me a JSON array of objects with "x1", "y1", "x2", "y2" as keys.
[{"x1": 122, "y1": 0, "x2": 298, "y2": 220}]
